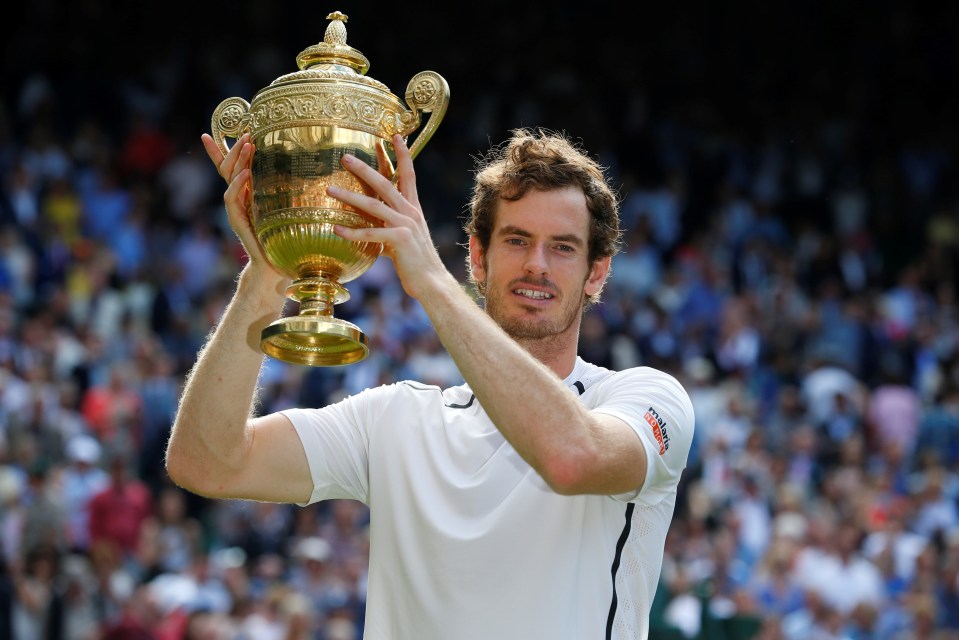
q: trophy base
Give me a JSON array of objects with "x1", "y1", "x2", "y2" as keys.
[{"x1": 260, "y1": 316, "x2": 369, "y2": 367}]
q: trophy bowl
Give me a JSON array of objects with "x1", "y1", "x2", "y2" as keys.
[{"x1": 210, "y1": 11, "x2": 449, "y2": 366}]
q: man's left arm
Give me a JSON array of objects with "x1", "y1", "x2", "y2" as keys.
[
  {"x1": 430, "y1": 297, "x2": 652, "y2": 496},
  {"x1": 329, "y1": 136, "x2": 679, "y2": 496}
]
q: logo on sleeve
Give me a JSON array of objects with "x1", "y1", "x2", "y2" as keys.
[{"x1": 643, "y1": 407, "x2": 671, "y2": 455}]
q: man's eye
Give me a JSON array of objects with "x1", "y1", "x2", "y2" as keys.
[
  {"x1": 507, "y1": 238, "x2": 525, "y2": 245},
  {"x1": 556, "y1": 244, "x2": 574, "y2": 252}
]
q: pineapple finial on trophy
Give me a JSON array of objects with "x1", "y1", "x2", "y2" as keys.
[
  {"x1": 296, "y1": 10, "x2": 369, "y2": 74},
  {"x1": 325, "y1": 11, "x2": 348, "y2": 45}
]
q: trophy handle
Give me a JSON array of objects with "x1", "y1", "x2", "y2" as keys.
[
  {"x1": 210, "y1": 97, "x2": 253, "y2": 157},
  {"x1": 403, "y1": 71, "x2": 450, "y2": 160}
]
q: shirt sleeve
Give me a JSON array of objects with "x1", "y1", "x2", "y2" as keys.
[
  {"x1": 281, "y1": 384, "x2": 397, "y2": 506},
  {"x1": 588, "y1": 367, "x2": 695, "y2": 504}
]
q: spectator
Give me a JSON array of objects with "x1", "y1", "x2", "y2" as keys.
[
  {"x1": 59, "y1": 433, "x2": 110, "y2": 552},
  {"x1": 88, "y1": 453, "x2": 153, "y2": 562},
  {"x1": 913, "y1": 380, "x2": 959, "y2": 468},
  {"x1": 11, "y1": 543, "x2": 65, "y2": 639},
  {"x1": 911, "y1": 467, "x2": 959, "y2": 540},
  {"x1": 289, "y1": 536, "x2": 351, "y2": 634},
  {"x1": 797, "y1": 522, "x2": 885, "y2": 617},
  {"x1": 18, "y1": 459, "x2": 68, "y2": 558},
  {"x1": 867, "y1": 351, "x2": 922, "y2": 457},
  {"x1": 749, "y1": 538, "x2": 805, "y2": 618},
  {"x1": 138, "y1": 485, "x2": 203, "y2": 578},
  {"x1": 80, "y1": 361, "x2": 143, "y2": 449},
  {"x1": 862, "y1": 496, "x2": 927, "y2": 593}
]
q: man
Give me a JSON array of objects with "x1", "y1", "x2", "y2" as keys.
[{"x1": 166, "y1": 128, "x2": 694, "y2": 639}]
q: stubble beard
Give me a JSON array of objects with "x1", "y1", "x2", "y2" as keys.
[{"x1": 484, "y1": 281, "x2": 586, "y2": 342}]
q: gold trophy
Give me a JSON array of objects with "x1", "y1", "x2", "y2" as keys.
[{"x1": 210, "y1": 11, "x2": 449, "y2": 366}]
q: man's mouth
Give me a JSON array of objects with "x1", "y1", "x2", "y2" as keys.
[{"x1": 513, "y1": 288, "x2": 554, "y2": 300}]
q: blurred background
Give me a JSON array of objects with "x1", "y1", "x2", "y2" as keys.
[{"x1": 2, "y1": 1, "x2": 959, "y2": 638}]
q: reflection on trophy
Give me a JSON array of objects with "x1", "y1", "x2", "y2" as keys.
[{"x1": 210, "y1": 11, "x2": 450, "y2": 366}]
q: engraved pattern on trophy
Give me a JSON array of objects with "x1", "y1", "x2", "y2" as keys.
[
  {"x1": 273, "y1": 68, "x2": 390, "y2": 92},
  {"x1": 209, "y1": 10, "x2": 449, "y2": 366},
  {"x1": 404, "y1": 71, "x2": 450, "y2": 159},
  {"x1": 249, "y1": 85, "x2": 403, "y2": 138},
  {"x1": 211, "y1": 97, "x2": 252, "y2": 145}
]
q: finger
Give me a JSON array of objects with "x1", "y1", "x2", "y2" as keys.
[
  {"x1": 230, "y1": 142, "x2": 253, "y2": 183},
  {"x1": 223, "y1": 168, "x2": 266, "y2": 259},
  {"x1": 339, "y1": 154, "x2": 407, "y2": 212},
  {"x1": 374, "y1": 139, "x2": 395, "y2": 180},
  {"x1": 224, "y1": 167, "x2": 251, "y2": 212},
  {"x1": 327, "y1": 185, "x2": 403, "y2": 226},
  {"x1": 333, "y1": 224, "x2": 406, "y2": 247},
  {"x1": 223, "y1": 133, "x2": 252, "y2": 178},
  {"x1": 201, "y1": 133, "x2": 225, "y2": 166},
  {"x1": 392, "y1": 134, "x2": 420, "y2": 207},
  {"x1": 224, "y1": 169, "x2": 258, "y2": 241},
  {"x1": 210, "y1": 133, "x2": 252, "y2": 182}
]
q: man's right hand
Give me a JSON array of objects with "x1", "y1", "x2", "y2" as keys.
[{"x1": 200, "y1": 132, "x2": 288, "y2": 285}]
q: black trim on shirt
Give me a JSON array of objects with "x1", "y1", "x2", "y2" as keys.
[
  {"x1": 399, "y1": 381, "x2": 473, "y2": 409},
  {"x1": 446, "y1": 394, "x2": 475, "y2": 409},
  {"x1": 606, "y1": 502, "x2": 635, "y2": 639},
  {"x1": 427, "y1": 375, "x2": 582, "y2": 409},
  {"x1": 401, "y1": 382, "x2": 438, "y2": 392}
]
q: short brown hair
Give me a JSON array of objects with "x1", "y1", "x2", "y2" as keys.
[{"x1": 464, "y1": 128, "x2": 622, "y2": 305}]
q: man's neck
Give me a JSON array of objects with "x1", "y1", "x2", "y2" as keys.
[{"x1": 515, "y1": 335, "x2": 579, "y2": 379}]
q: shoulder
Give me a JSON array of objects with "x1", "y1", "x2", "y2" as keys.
[
  {"x1": 326, "y1": 380, "x2": 442, "y2": 408},
  {"x1": 287, "y1": 381, "x2": 463, "y2": 431},
  {"x1": 344, "y1": 380, "x2": 467, "y2": 415},
  {"x1": 611, "y1": 365, "x2": 687, "y2": 387},
  {"x1": 585, "y1": 363, "x2": 692, "y2": 406},
  {"x1": 582, "y1": 364, "x2": 696, "y2": 448}
]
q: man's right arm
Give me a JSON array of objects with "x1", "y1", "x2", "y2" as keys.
[
  {"x1": 164, "y1": 134, "x2": 313, "y2": 504},
  {"x1": 164, "y1": 266, "x2": 313, "y2": 503}
]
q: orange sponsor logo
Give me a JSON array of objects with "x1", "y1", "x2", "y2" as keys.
[{"x1": 644, "y1": 410, "x2": 666, "y2": 455}]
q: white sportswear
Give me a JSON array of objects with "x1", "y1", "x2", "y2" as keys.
[{"x1": 282, "y1": 356, "x2": 695, "y2": 640}]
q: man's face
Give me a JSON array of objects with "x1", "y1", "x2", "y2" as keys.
[{"x1": 470, "y1": 187, "x2": 609, "y2": 341}]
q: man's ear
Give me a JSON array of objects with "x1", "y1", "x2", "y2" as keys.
[
  {"x1": 469, "y1": 235, "x2": 487, "y2": 285},
  {"x1": 584, "y1": 256, "x2": 611, "y2": 298}
]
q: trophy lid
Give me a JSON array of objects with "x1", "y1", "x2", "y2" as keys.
[
  {"x1": 211, "y1": 9, "x2": 449, "y2": 164},
  {"x1": 266, "y1": 11, "x2": 389, "y2": 94},
  {"x1": 296, "y1": 11, "x2": 369, "y2": 73}
]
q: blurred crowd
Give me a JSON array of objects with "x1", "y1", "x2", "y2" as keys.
[{"x1": 2, "y1": 2, "x2": 959, "y2": 639}]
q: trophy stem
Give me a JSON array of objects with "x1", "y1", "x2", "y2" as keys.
[
  {"x1": 299, "y1": 297, "x2": 333, "y2": 318},
  {"x1": 287, "y1": 276, "x2": 351, "y2": 312},
  {"x1": 259, "y1": 275, "x2": 368, "y2": 367}
]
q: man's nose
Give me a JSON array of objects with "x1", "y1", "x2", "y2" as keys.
[{"x1": 523, "y1": 244, "x2": 549, "y2": 275}]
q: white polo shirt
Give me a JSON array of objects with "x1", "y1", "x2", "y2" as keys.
[{"x1": 283, "y1": 357, "x2": 694, "y2": 640}]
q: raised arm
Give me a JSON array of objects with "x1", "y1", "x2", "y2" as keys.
[
  {"x1": 164, "y1": 134, "x2": 312, "y2": 503},
  {"x1": 423, "y1": 277, "x2": 648, "y2": 496},
  {"x1": 330, "y1": 136, "x2": 648, "y2": 496}
]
